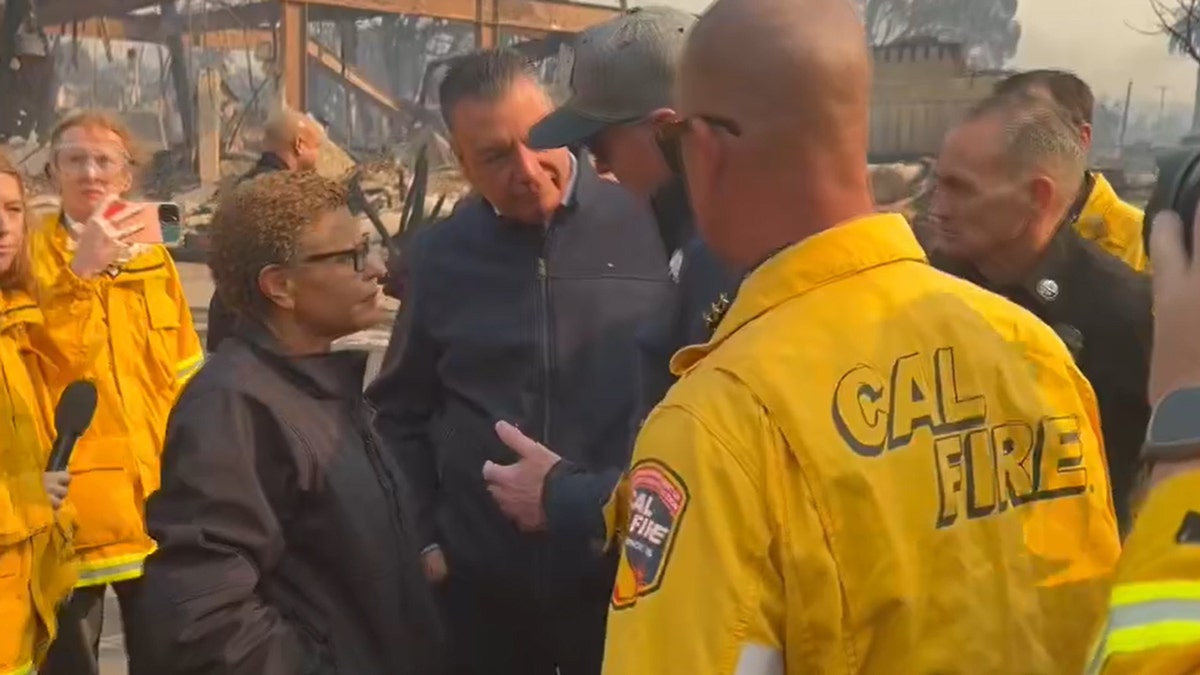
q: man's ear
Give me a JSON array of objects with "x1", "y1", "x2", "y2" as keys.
[
  {"x1": 1029, "y1": 174, "x2": 1056, "y2": 214},
  {"x1": 1079, "y1": 123, "x2": 1093, "y2": 152},
  {"x1": 257, "y1": 264, "x2": 296, "y2": 312}
]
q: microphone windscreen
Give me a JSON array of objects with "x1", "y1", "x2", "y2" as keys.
[{"x1": 53, "y1": 380, "x2": 99, "y2": 438}]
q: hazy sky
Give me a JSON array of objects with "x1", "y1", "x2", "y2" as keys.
[
  {"x1": 1014, "y1": 0, "x2": 1195, "y2": 107},
  {"x1": 628, "y1": 0, "x2": 1199, "y2": 108}
]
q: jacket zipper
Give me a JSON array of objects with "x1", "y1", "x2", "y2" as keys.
[
  {"x1": 356, "y1": 405, "x2": 411, "y2": 583},
  {"x1": 537, "y1": 254, "x2": 552, "y2": 442},
  {"x1": 534, "y1": 226, "x2": 555, "y2": 605}
]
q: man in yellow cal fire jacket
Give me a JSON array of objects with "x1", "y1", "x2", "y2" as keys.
[
  {"x1": 30, "y1": 111, "x2": 204, "y2": 673},
  {"x1": 599, "y1": 1, "x2": 1122, "y2": 673},
  {"x1": 1085, "y1": 205, "x2": 1200, "y2": 674}
]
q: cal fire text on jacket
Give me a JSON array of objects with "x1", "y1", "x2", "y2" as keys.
[{"x1": 830, "y1": 346, "x2": 1091, "y2": 529}]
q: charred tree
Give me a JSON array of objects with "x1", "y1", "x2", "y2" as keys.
[
  {"x1": 1150, "y1": 0, "x2": 1200, "y2": 133},
  {"x1": 161, "y1": 1, "x2": 195, "y2": 156},
  {"x1": 856, "y1": 0, "x2": 1021, "y2": 68},
  {"x1": 0, "y1": 0, "x2": 53, "y2": 140}
]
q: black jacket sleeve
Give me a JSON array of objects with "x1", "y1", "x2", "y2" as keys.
[
  {"x1": 141, "y1": 388, "x2": 323, "y2": 675},
  {"x1": 543, "y1": 462, "x2": 622, "y2": 543},
  {"x1": 366, "y1": 243, "x2": 443, "y2": 549}
]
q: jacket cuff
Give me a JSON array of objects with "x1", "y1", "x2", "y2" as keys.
[{"x1": 542, "y1": 460, "x2": 606, "y2": 540}]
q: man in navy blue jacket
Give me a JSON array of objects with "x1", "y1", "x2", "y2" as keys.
[
  {"x1": 484, "y1": 7, "x2": 740, "y2": 549},
  {"x1": 366, "y1": 49, "x2": 671, "y2": 675}
]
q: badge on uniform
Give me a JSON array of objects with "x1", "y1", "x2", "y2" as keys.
[
  {"x1": 610, "y1": 459, "x2": 690, "y2": 610},
  {"x1": 704, "y1": 293, "x2": 732, "y2": 332}
]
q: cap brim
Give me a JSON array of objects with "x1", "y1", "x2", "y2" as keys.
[{"x1": 529, "y1": 106, "x2": 617, "y2": 150}]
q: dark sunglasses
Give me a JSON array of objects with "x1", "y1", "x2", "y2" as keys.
[
  {"x1": 300, "y1": 234, "x2": 388, "y2": 273},
  {"x1": 658, "y1": 115, "x2": 743, "y2": 143}
]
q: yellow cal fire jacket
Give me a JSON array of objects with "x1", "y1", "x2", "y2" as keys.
[
  {"x1": 1087, "y1": 469, "x2": 1200, "y2": 674},
  {"x1": 29, "y1": 214, "x2": 204, "y2": 588},
  {"x1": 1075, "y1": 172, "x2": 1148, "y2": 272},
  {"x1": 0, "y1": 290, "x2": 85, "y2": 674},
  {"x1": 603, "y1": 214, "x2": 1122, "y2": 675}
]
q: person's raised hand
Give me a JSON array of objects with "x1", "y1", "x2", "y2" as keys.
[
  {"x1": 482, "y1": 421, "x2": 562, "y2": 532},
  {"x1": 70, "y1": 195, "x2": 147, "y2": 278}
]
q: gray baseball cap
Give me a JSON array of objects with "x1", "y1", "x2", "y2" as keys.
[{"x1": 529, "y1": 6, "x2": 696, "y2": 150}]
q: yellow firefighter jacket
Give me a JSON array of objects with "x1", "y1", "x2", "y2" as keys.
[
  {"x1": 603, "y1": 214, "x2": 1122, "y2": 675},
  {"x1": 1075, "y1": 173, "x2": 1148, "y2": 272},
  {"x1": 28, "y1": 213, "x2": 204, "y2": 588},
  {"x1": 1088, "y1": 469, "x2": 1200, "y2": 674},
  {"x1": 0, "y1": 290, "x2": 80, "y2": 674}
]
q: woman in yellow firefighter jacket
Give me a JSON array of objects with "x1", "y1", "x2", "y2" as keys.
[
  {"x1": 29, "y1": 111, "x2": 204, "y2": 673},
  {"x1": 0, "y1": 152, "x2": 82, "y2": 675}
]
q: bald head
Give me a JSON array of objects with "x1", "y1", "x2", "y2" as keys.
[
  {"x1": 680, "y1": 0, "x2": 870, "y2": 157},
  {"x1": 263, "y1": 108, "x2": 326, "y2": 171},
  {"x1": 676, "y1": 0, "x2": 876, "y2": 269}
]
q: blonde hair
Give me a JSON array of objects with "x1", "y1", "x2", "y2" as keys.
[
  {"x1": 49, "y1": 109, "x2": 146, "y2": 191},
  {"x1": 0, "y1": 150, "x2": 33, "y2": 293}
]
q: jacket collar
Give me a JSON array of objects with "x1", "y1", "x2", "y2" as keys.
[
  {"x1": 931, "y1": 200, "x2": 1091, "y2": 311},
  {"x1": 673, "y1": 214, "x2": 924, "y2": 373},
  {"x1": 0, "y1": 289, "x2": 41, "y2": 334},
  {"x1": 1076, "y1": 172, "x2": 1117, "y2": 241},
  {"x1": 257, "y1": 152, "x2": 290, "y2": 173},
  {"x1": 235, "y1": 321, "x2": 368, "y2": 400},
  {"x1": 1012, "y1": 220, "x2": 1088, "y2": 307}
]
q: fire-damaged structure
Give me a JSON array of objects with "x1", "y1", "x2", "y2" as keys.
[{"x1": 0, "y1": 0, "x2": 623, "y2": 150}]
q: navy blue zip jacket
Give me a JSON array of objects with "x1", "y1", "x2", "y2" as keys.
[{"x1": 367, "y1": 158, "x2": 671, "y2": 604}]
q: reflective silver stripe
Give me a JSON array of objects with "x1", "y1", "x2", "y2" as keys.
[
  {"x1": 1108, "y1": 600, "x2": 1200, "y2": 631},
  {"x1": 176, "y1": 354, "x2": 205, "y2": 380},
  {"x1": 734, "y1": 644, "x2": 784, "y2": 675},
  {"x1": 77, "y1": 558, "x2": 144, "y2": 585},
  {"x1": 1086, "y1": 600, "x2": 1200, "y2": 674}
]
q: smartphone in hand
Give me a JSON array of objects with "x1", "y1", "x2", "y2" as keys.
[{"x1": 101, "y1": 201, "x2": 184, "y2": 246}]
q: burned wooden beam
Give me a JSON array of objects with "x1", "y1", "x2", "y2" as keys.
[
  {"x1": 288, "y1": 0, "x2": 617, "y2": 34},
  {"x1": 39, "y1": 0, "x2": 159, "y2": 26},
  {"x1": 280, "y1": 1, "x2": 309, "y2": 110},
  {"x1": 161, "y1": 1, "x2": 195, "y2": 156}
]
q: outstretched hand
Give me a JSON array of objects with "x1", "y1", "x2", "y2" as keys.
[{"x1": 482, "y1": 421, "x2": 562, "y2": 532}]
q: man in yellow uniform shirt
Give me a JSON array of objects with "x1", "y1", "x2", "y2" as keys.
[
  {"x1": 600, "y1": 0, "x2": 1122, "y2": 672},
  {"x1": 1086, "y1": 207, "x2": 1200, "y2": 674}
]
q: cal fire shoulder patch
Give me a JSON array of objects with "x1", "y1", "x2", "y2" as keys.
[{"x1": 611, "y1": 458, "x2": 690, "y2": 610}]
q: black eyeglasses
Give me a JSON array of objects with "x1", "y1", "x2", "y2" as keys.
[
  {"x1": 300, "y1": 234, "x2": 388, "y2": 273},
  {"x1": 658, "y1": 115, "x2": 743, "y2": 143}
]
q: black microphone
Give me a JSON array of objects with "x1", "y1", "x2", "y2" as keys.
[{"x1": 45, "y1": 380, "x2": 99, "y2": 473}]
